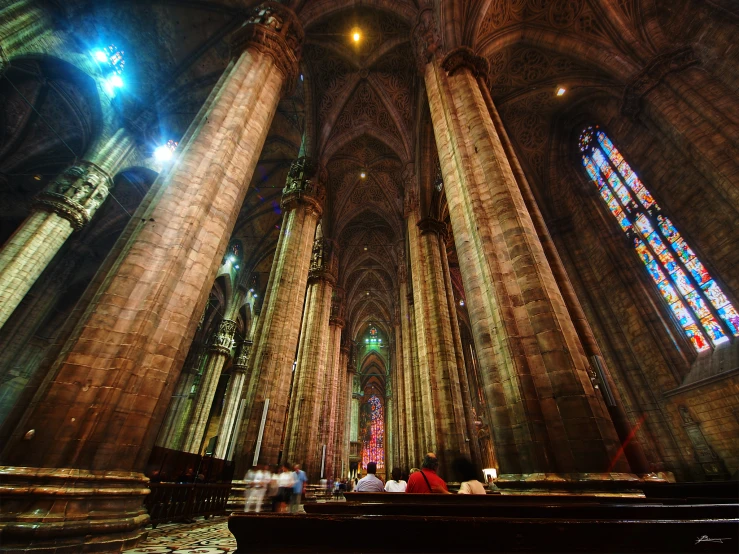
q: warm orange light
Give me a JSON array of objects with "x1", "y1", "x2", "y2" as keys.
[
  {"x1": 556, "y1": 87, "x2": 567, "y2": 96},
  {"x1": 352, "y1": 30, "x2": 361, "y2": 42}
]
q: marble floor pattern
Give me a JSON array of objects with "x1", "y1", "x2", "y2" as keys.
[{"x1": 123, "y1": 518, "x2": 236, "y2": 554}]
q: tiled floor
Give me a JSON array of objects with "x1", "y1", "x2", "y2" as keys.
[{"x1": 123, "y1": 518, "x2": 236, "y2": 553}]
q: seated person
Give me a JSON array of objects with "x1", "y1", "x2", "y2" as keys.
[
  {"x1": 355, "y1": 462, "x2": 385, "y2": 492},
  {"x1": 384, "y1": 467, "x2": 407, "y2": 492},
  {"x1": 452, "y1": 456, "x2": 486, "y2": 495},
  {"x1": 405, "y1": 453, "x2": 448, "y2": 493}
]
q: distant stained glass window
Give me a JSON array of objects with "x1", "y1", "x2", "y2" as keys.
[
  {"x1": 579, "y1": 126, "x2": 739, "y2": 352},
  {"x1": 360, "y1": 394, "x2": 384, "y2": 471}
]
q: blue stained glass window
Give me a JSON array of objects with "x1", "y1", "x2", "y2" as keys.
[{"x1": 580, "y1": 126, "x2": 738, "y2": 351}]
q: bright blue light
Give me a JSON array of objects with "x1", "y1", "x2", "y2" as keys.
[
  {"x1": 153, "y1": 145, "x2": 172, "y2": 162},
  {"x1": 93, "y1": 50, "x2": 108, "y2": 63},
  {"x1": 109, "y1": 74, "x2": 124, "y2": 88}
]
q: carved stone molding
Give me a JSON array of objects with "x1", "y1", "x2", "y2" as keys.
[
  {"x1": 32, "y1": 162, "x2": 112, "y2": 230},
  {"x1": 309, "y1": 237, "x2": 338, "y2": 284},
  {"x1": 442, "y1": 47, "x2": 490, "y2": 79},
  {"x1": 209, "y1": 319, "x2": 237, "y2": 355},
  {"x1": 234, "y1": 339, "x2": 253, "y2": 370},
  {"x1": 417, "y1": 217, "x2": 448, "y2": 238},
  {"x1": 403, "y1": 187, "x2": 418, "y2": 218},
  {"x1": 621, "y1": 47, "x2": 699, "y2": 118},
  {"x1": 411, "y1": 8, "x2": 442, "y2": 73},
  {"x1": 231, "y1": 1, "x2": 304, "y2": 92},
  {"x1": 281, "y1": 157, "x2": 326, "y2": 216}
]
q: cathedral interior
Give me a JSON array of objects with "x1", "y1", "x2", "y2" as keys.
[{"x1": 0, "y1": 0, "x2": 738, "y2": 552}]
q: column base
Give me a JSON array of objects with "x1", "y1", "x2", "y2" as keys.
[
  {"x1": 494, "y1": 472, "x2": 668, "y2": 497},
  {"x1": 227, "y1": 479, "x2": 247, "y2": 512},
  {"x1": 0, "y1": 467, "x2": 150, "y2": 553}
]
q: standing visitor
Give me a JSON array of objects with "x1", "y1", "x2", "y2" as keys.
[
  {"x1": 245, "y1": 465, "x2": 270, "y2": 512},
  {"x1": 291, "y1": 464, "x2": 308, "y2": 513},
  {"x1": 276, "y1": 464, "x2": 295, "y2": 512}
]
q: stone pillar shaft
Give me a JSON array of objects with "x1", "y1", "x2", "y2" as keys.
[
  {"x1": 481, "y1": 84, "x2": 652, "y2": 475},
  {"x1": 284, "y1": 270, "x2": 334, "y2": 476},
  {"x1": 438, "y1": 233, "x2": 482, "y2": 467},
  {"x1": 214, "y1": 340, "x2": 251, "y2": 460},
  {"x1": 0, "y1": 4, "x2": 302, "y2": 547},
  {"x1": 409, "y1": 216, "x2": 469, "y2": 475},
  {"x1": 392, "y1": 320, "x2": 407, "y2": 470},
  {"x1": 399, "y1": 280, "x2": 417, "y2": 467},
  {"x1": 0, "y1": 130, "x2": 134, "y2": 330},
  {"x1": 320, "y1": 321, "x2": 342, "y2": 478},
  {"x1": 0, "y1": 0, "x2": 52, "y2": 69},
  {"x1": 424, "y1": 52, "x2": 628, "y2": 477},
  {"x1": 333, "y1": 345, "x2": 349, "y2": 477},
  {"x1": 240, "y1": 158, "x2": 324, "y2": 470}
]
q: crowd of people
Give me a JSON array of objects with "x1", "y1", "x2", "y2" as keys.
[{"x1": 243, "y1": 452, "x2": 489, "y2": 512}]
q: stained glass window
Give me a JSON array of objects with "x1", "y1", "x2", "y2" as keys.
[
  {"x1": 579, "y1": 126, "x2": 739, "y2": 352},
  {"x1": 360, "y1": 394, "x2": 384, "y2": 471}
]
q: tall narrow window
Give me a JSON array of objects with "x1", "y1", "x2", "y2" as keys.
[
  {"x1": 360, "y1": 394, "x2": 384, "y2": 470},
  {"x1": 579, "y1": 126, "x2": 739, "y2": 352}
]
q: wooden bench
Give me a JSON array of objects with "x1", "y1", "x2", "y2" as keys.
[{"x1": 229, "y1": 488, "x2": 739, "y2": 553}]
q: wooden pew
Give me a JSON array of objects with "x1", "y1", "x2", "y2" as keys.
[{"x1": 229, "y1": 489, "x2": 739, "y2": 553}]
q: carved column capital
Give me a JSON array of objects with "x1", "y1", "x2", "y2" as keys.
[
  {"x1": 231, "y1": 1, "x2": 304, "y2": 93},
  {"x1": 234, "y1": 339, "x2": 253, "y2": 370},
  {"x1": 32, "y1": 162, "x2": 112, "y2": 230},
  {"x1": 411, "y1": 8, "x2": 442, "y2": 73},
  {"x1": 441, "y1": 47, "x2": 490, "y2": 79},
  {"x1": 309, "y1": 237, "x2": 339, "y2": 284},
  {"x1": 621, "y1": 46, "x2": 698, "y2": 118},
  {"x1": 209, "y1": 318, "x2": 237, "y2": 355},
  {"x1": 417, "y1": 217, "x2": 448, "y2": 238},
  {"x1": 281, "y1": 157, "x2": 326, "y2": 216}
]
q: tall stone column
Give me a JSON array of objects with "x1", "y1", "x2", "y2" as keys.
[
  {"x1": 385, "y1": 372, "x2": 393, "y2": 474},
  {"x1": 0, "y1": 129, "x2": 134, "y2": 330},
  {"x1": 214, "y1": 339, "x2": 251, "y2": 460},
  {"x1": 321, "y1": 288, "x2": 344, "y2": 479},
  {"x1": 399, "y1": 278, "x2": 418, "y2": 468},
  {"x1": 408, "y1": 214, "x2": 469, "y2": 475},
  {"x1": 0, "y1": 4, "x2": 303, "y2": 550},
  {"x1": 239, "y1": 157, "x2": 324, "y2": 471},
  {"x1": 284, "y1": 230, "x2": 337, "y2": 477},
  {"x1": 334, "y1": 340, "x2": 350, "y2": 478},
  {"x1": 392, "y1": 307, "x2": 407, "y2": 470},
  {"x1": 182, "y1": 318, "x2": 236, "y2": 454},
  {"x1": 438, "y1": 228, "x2": 483, "y2": 468},
  {"x1": 0, "y1": 0, "x2": 53, "y2": 73},
  {"x1": 481, "y1": 85, "x2": 652, "y2": 475},
  {"x1": 419, "y1": 31, "x2": 630, "y2": 480}
]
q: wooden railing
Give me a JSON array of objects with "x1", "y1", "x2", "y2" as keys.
[{"x1": 144, "y1": 483, "x2": 232, "y2": 527}]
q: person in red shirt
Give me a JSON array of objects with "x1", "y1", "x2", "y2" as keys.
[{"x1": 405, "y1": 453, "x2": 449, "y2": 493}]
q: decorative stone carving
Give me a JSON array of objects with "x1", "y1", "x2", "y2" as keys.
[
  {"x1": 281, "y1": 157, "x2": 326, "y2": 216},
  {"x1": 442, "y1": 47, "x2": 490, "y2": 79},
  {"x1": 330, "y1": 287, "x2": 346, "y2": 328},
  {"x1": 231, "y1": 1, "x2": 304, "y2": 92},
  {"x1": 621, "y1": 47, "x2": 699, "y2": 118},
  {"x1": 234, "y1": 340, "x2": 253, "y2": 370},
  {"x1": 411, "y1": 8, "x2": 442, "y2": 73},
  {"x1": 209, "y1": 319, "x2": 237, "y2": 355},
  {"x1": 417, "y1": 217, "x2": 448, "y2": 238},
  {"x1": 309, "y1": 237, "x2": 338, "y2": 284},
  {"x1": 32, "y1": 162, "x2": 112, "y2": 230}
]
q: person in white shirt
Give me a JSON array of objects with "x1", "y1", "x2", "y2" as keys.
[
  {"x1": 276, "y1": 464, "x2": 296, "y2": 512},
  {"x1": 384, "y1": 467, "x2": 407, "y2": 492},
  {"x1": 355, "y1": 462, "x2": 384, "y2": 492},
  {"x1": 245, "y1": 465, "x2": 270, "y2": 512}
]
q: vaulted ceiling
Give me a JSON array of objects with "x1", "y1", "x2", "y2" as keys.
[{"x1": 2, "y1": 0, "x2": 732, "y2": 347}]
